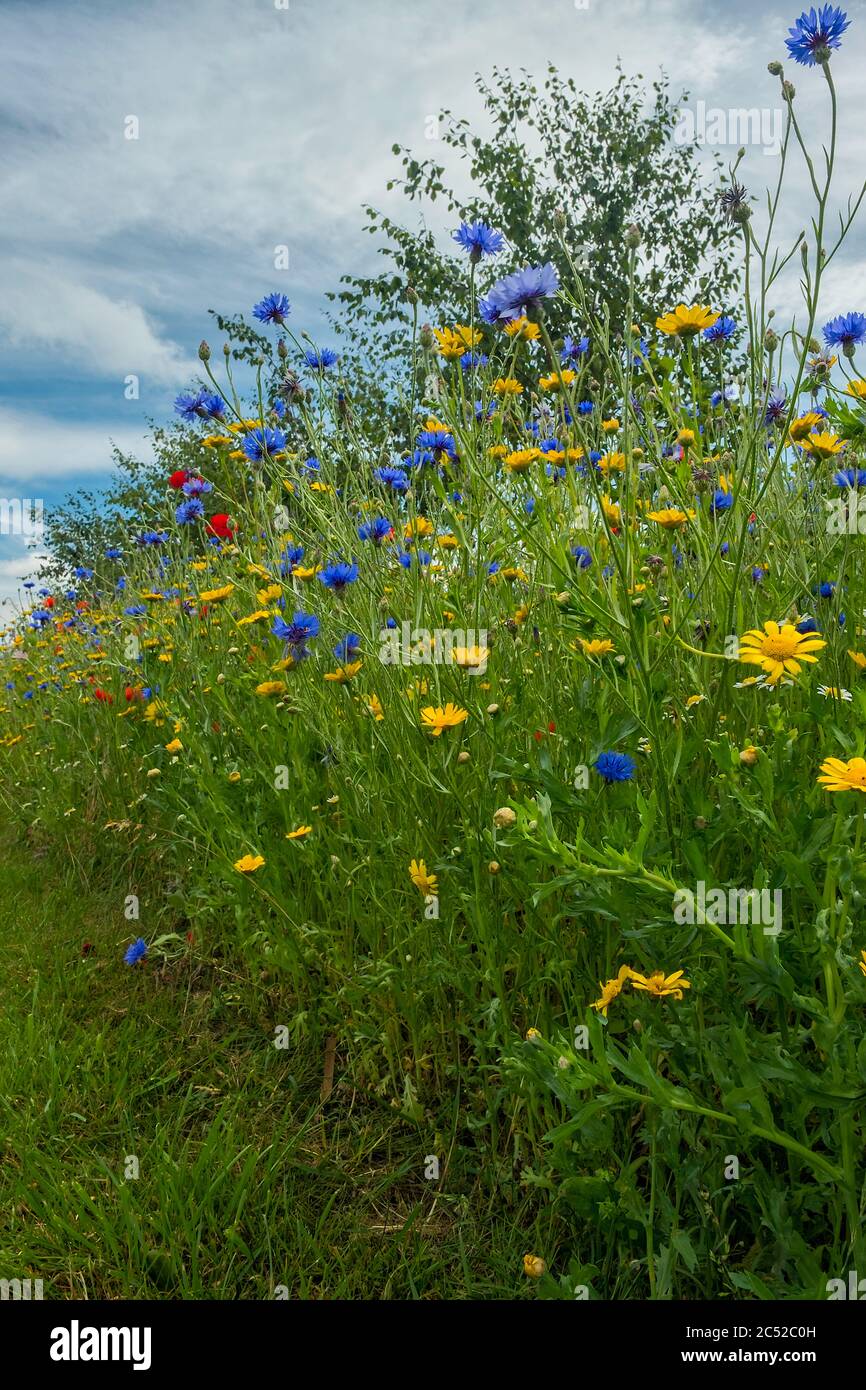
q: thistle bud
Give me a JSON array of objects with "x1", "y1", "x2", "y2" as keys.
[
  {"x1": 405, "y1": 283, "x2": 418, "y2": 305},
  {"x1": 553, "y1": 206, "x2": 567, "y2": 232},
  {"x1": 764, "y1": 328, "x2": 778, "y2": 353},
  {"x1": 198, "y1": 339, "x2": 211, "y2": 362},
  {"x1": 625, "y1": 223, "x2": 641, "y2": 249},
  {"x1": 782, "y1": 80, "x2": 796, "y2": 101},
  {"x1": 768, "y1": 60, "x2": 783, "y2": 76}
]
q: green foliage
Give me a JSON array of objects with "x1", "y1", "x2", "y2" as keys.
[{"x1": 329, "y1": 65, "x2": 739, "y2": 368}]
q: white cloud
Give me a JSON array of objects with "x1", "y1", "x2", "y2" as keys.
[
  {"x1": 0, "y1": 408, "x2": 151, "y2": 482},
  {"x1": 0, "y1": 265, "x2": 195, "y2": 384}
]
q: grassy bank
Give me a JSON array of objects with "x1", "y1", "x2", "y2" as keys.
[{"x1": 0, "y1": 837, "x2": 545, "y2": 1299}]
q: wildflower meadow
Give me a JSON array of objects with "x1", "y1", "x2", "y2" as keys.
[{"x1": 2, "y1": 3, "x2": 866, "y2": 1330}]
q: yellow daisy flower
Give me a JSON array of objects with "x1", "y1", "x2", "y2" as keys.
[
  {"x1": 817, "y1": 757, "x2": 866, "y2": 793},
  {"x1": 419, "y1": 703, "x2": 468, "y2": 736},
  {"x1": 738, "y1": 621, "x2": 826, "y2": 685},
  {"x1": 655, "y1": 304, "x2": 719, "y2": 337}
]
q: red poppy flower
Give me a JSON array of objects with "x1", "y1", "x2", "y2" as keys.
[
  {"x1": 94, "y1": 688, "x2": 113, "y2": 703},
  {"x1": 169, "y1": 470, "x2": 189, "y2": 489},
  {"x1": 206, "y1": 513, "x2": 235, "y2": 539},
  {"x1": 548, "y1": 721, "x2": 556, "y2": 734},
  {"x1": 44, "y1": 596, "x2": 55, "y2": 608}
]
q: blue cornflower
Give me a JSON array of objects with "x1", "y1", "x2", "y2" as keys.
[
  {"x1": 578, "y1": 400, "x2": 594, "y2": 415},
  {"x1": 710, "y1": 489, "x2": 734, "y2": 513},
  {"x1": 594, "y1": 751, "x2": 636, "y2": 784},
  {"x1": 561, "y1": 335, "x2": 590, "y2": 362},
  {"x1": 174, "y1": 389, "x2": 205, "y2": 420},
  {"x1": 479, "y1": 263, "x2": 559, "y2": 324},
  {"x1": 334, "y1": 633, "x2": 362, "y2": 662},
  {"x1": 253, "y1": 292, "x2": 291, "y2": 325},
  {"x1": 572, "y1": 545, "x2": 593, "y2": 569},
  {"x1": 124, "y1": 605, "x2": 146, "y2": 617},
  {"x1": 524, "y1": 496, "x2": 536, "y2": 516},
  {"x1": 318, "y1": 561, "x2": 359, "y2": 591},
  {"x1": 452, "y1": 220, "x2": 504, "y2": 261},
  {"x1": 173, "y1": 388, "x2": 223, "y2": 421},
  {"x1": 816, "y1": 580, "x2": 836, "y2": 598},
  {"x1": 175, "y1": 498, "x2": 204, "y2": 524},
  {"x1": 751, "y1": 566, "x2": 767, "y2": 583},
  {"x1": 764, "y1": 391, "x2": 788, "y2": 424},
  {"x1": 182, "y1": 477, "x2": 213, "y2": 497},
  {"x1": 415, "y1": 428, "x2": 456, "y2": 459},
  {"x1": 703, "y1": 316, "x2": 736, "y2": 343},
  {"x1": 105, "y1": 547, "x2": 123, "y2": 560},
  {"x1": 823, "y1": 311, "x2": 866, "y2": 351},
  {"x1": 374, "y1": 466, "x2": 410, "y2": 492},
  {"x1": 279, "y1": 545, "x2": 304, "y2": 575},
  {"x1": 539, "y1": 437, "x2": 563, "y2": 454},
  {"x1": 124, "y1": 937, "x2": 148, "y2": 966},
  {"x1": 29, "y1": 610, "x2": 51, "y2": 629},
  {"x1": 272, "y1": 611, "x2": 320, "y2": 647},
  {"x1": 242, "y1": 426, "x2": 287, "y2": 462},
  {"x1": 796, "y1": 615, "x2": 819, "y2": 633},
  {"x1": 358, "y1": 517, "x2": 393, "y2": 543},
  {"x1": 785, "y1": 6, "x2": 850, "y2": 66},
  {"x1": 834, "y1": 467, "x2": 866, "y2": 488},
  {"x1": 711, "y1": 386, "x2": 738, "y2": 408},
  {"x1": 136, "y1": 530, "x2": 168, "y2": 547},
  {"x1": 302, "y1": 456, "x2": 321, "y2": 473},
  {"x1": 460, "y1": 351, "x2": 488, "y2": 371},
  {"x1": 409, "y1": 448, "x2": 436, "y2": 467},
  {"x1": 200, "y1": 392, "x2": 225, "y2": 418},
  {"x1": 304, "y1": 348, "x2": 339, "y2": 372}
]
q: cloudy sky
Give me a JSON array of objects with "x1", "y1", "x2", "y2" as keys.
[{"x1": 1, "y1": 0, "x2": 864, "y2": 603}]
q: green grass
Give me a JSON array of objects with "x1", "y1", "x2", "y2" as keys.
[{"x1": 0, "y1": 836, "x2": 546, "y2": 1299}]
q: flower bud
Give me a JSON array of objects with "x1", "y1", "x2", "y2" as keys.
[
  {"x1": 493, "y1": 806, "x2": 516, "y2": 829},
  {"x1": 739, "y1": 746, "x2": 759, "y2": 766},
  {"x1": 198, "y1": 339, "x2": 211, "y2": 362},
  {"x1": 768, "y1": 60, "x2": 783, "y2": 76},
  {"x1": 523, "y1": 1254, "x2": 545, "y2": 1278},
  {"x1": 625, "y1": 223, "x2": 641, "y2": 248}
]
